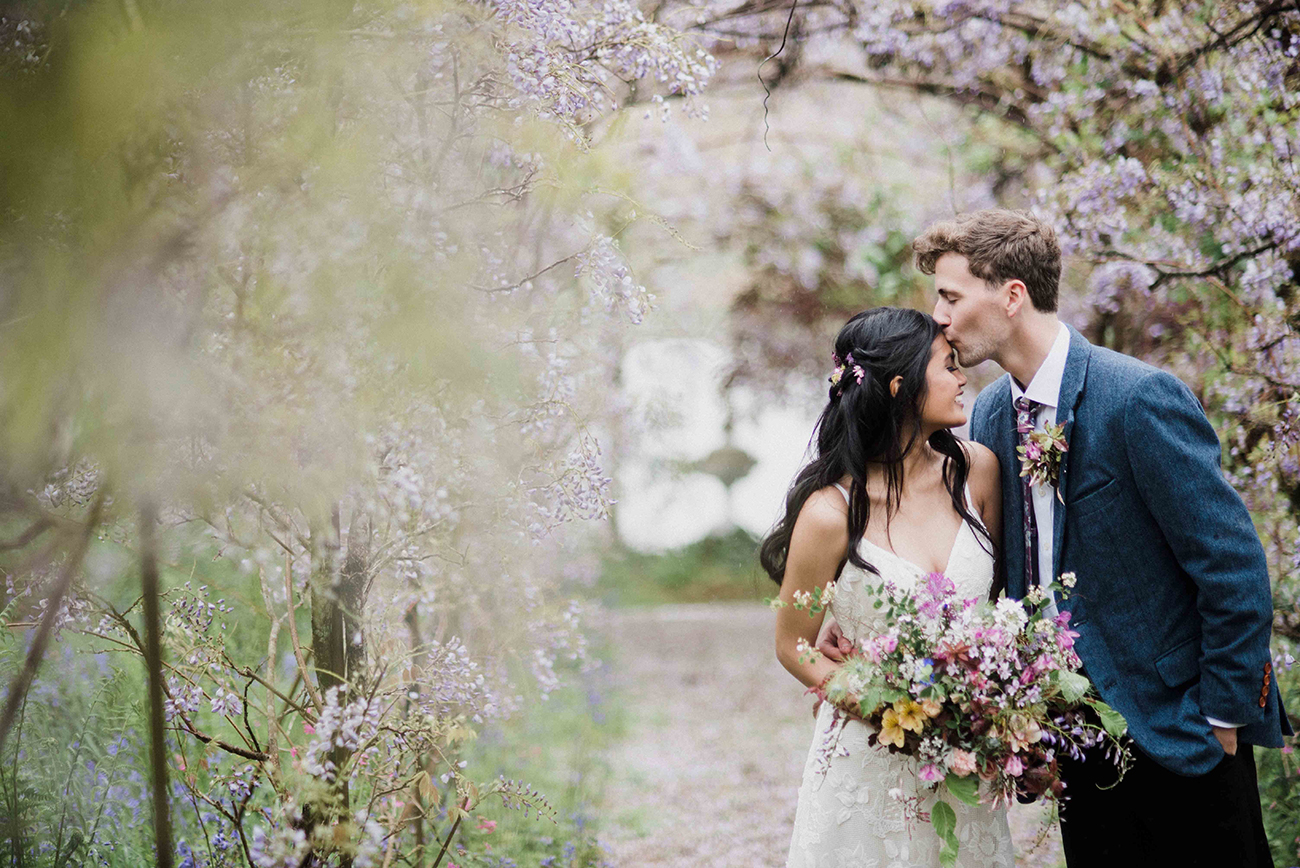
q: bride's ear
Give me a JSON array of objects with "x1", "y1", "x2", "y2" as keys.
[{"x1": 889, "y1": 375, "x2": 903, "y2": 397}]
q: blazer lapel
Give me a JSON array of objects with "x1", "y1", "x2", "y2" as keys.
[{"x1": 1051, "y1": 326, "x2": 1092, "y2": 581}]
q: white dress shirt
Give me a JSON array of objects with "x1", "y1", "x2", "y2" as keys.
[
  {"x1": 1009, "y1": 323, "x2": 1237, "y2": 730},
  {"x1": 1008, "y1": 323, "x2": 1070, "y2": 621}
]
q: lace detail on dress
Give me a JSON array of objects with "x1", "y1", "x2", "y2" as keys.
[{"x1": 786, "y1": 487, "x2": 1013, "y2": 868}]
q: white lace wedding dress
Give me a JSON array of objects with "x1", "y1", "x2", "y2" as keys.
[{"x1": 786, "y1": 485, "x2": 1014, "y2": 868}]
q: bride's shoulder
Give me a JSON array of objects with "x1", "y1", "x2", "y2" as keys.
[
  {"x1": 791, "y1": 487, "x2": 850, "y2": 552},
  {"x1": 959, "y1": 439, "x2": 999, "y2": 470},
  {"x1": 957, "y1": 440, "x2": 1001, "y2": 502},
  {"x1": 801, "y1": 484, "x2": 849, "y2": 521}
]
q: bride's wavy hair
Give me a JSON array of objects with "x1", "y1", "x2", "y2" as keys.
[{"x1": 759, "y1": 307, "x2": 994, "y2": 585}]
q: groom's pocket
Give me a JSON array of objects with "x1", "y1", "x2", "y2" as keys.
[
  {"x1": 1069, "y1": 477, "x2": 1120, "y2": 519},
  {"x1": 1154, "y1": 636, "x2": 1200, "y2": 688}
]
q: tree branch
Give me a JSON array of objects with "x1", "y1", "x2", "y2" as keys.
[{"x1": 0, "y1": 492, "x2": 104, "y2": 754}]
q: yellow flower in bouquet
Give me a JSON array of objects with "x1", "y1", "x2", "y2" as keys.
[
  {"x1": 879, "y1": 708, "x2": 907, "y2": 748},
  {"x1": 894, "y1": 699, "x2": 926, "y2": 733}
]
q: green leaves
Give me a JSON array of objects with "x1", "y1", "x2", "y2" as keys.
[
  {"x1": 857, "y1": 685, "x2": 906, "y2": 717},
  {"x1": 932, "y1": 800, "x2": 959, "y2": 868},
  {"x1": 1087, "y1": 699, "x2": 1129, "y2": 738},
  {"x1": 944, "y1": 773, "x2": 980, "y2": 807},
  {"x1": 1052, "y1": 669, "x2": 1091, "y2": 704}
]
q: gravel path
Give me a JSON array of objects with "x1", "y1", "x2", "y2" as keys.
[{"x1": 597, "y1": 602, "x2": 1065, "y2": 868}]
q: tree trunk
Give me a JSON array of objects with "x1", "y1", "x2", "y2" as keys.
[{"x1": 306, "y1": 504, "x2": 370, "y2": 867}]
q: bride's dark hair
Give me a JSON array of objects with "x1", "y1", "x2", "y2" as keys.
[{"x1": 759, "y1": 306, "x2": 993, "y2": 585}]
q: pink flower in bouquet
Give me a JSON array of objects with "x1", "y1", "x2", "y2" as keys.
[
  {"x1": 923, "y1": 571, "x2": 955, "y2": 598},
  {"x1": 919, "y1": 597, "x2": 945, "y2": 618},
  {"x1": 919, "y1": 698, "x2": 942, "y2": 718},
  {"x1": 880, "y1": 634, "x2": 898, "y2": 654},
  {"x1": 946, "y1": 749, "x2": 978, "y2": 777},
  {"x1": 919, "y1": 764, "x2": 945, "y2": 784},
  {"x1": 1004, "y1": 754, "x2": 1025, "y2": 777},
  {"x1": 1010, "y1": 717, "x2": 1044, "y2": 752}
]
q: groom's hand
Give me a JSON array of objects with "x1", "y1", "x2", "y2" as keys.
[
  {"x1": 816, "y1": 617, "x2": 851, "y2": 663},
  {"x1": 1211, "y1": 725, "x2": 1238, "y2": 756}
]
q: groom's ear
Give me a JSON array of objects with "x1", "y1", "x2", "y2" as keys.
[
  {"x1": 889, "y1": 375, "x2": 903, "y2": 398},
  {"x1": 1003, "y1": 279, "x2": 1029, "y2": 317}
]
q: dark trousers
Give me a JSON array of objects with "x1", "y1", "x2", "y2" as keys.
[{"x1": 1058, "y1": 740, "x2": 1273, "y2": 867}]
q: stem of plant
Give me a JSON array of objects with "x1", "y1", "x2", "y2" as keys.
[
  {"x1": 429, "y1": 799, "x2": 468, "y2": 868},
  {"x1": 141, "y1": 499, "x2": 175, "y2": 868}
]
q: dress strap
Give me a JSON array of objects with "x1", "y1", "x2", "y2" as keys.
[
  {"x1": 832, "y1": 482, "x2": 850, "y2": 503},
  {"x1": 963, "y1": 482, "x2": 984, "y2": 525}
]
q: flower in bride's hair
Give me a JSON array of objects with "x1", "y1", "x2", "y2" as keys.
[
  {"x1": 852, "y1": 364, "x2": 865, "y2": 384},
  {"x1": 879, "y1": 708, "x2": 907, "y2": 748}
]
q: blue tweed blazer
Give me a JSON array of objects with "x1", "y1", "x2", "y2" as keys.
[{"x1": 970, "y1": 325, "x2": 1290, "y2": 775}]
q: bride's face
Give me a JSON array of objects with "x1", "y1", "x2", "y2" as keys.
[{"x1": 919, "y1": 335, "x2": 968, "y2": 430}]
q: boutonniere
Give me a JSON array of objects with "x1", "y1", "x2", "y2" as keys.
[{"x1": 1018, "y1": 420, "x2": 1069, "y2": 502}]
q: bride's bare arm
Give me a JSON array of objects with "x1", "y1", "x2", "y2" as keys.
[
  {"x1": 965, "y1": 440, "x2": 1002, "y2": 550},
  {"x1": 774, "y1": 488, "x2": 849, "y2": 690}
]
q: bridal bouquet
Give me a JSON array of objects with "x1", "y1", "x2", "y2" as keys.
[{"x1": 795, "y1": 572, "x2": 1131, "y2": 867}]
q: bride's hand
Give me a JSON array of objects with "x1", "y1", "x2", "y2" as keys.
[{"x1": 816, "y1": 615, "x2": 852, "y2": 663}]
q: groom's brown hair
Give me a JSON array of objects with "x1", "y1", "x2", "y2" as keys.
[{"x1": 912, "y1": 209, "x2": 1061, "y2": 312}]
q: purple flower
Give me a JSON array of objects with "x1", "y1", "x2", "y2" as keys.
[{"x1": 924, "y1": 571, "x2": 955, "y2": 599}]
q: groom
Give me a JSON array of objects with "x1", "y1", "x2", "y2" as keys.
[{"x1": 915, "y1": 209, "x2": 1289, "y2": 865}]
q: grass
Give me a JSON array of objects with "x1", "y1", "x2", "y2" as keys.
[
  {"x1": 593, "y1": 529, "x2": 773, "y2": 607},
  {"x1": 452, "y1": 649, "x2": 625, "y2": 868}
]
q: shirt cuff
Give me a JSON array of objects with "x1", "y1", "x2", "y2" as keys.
[{"x1": 1205, "y1": 717, "x2": 1243, "y2": 729}]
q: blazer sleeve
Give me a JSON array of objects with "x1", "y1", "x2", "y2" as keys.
[
  {"x1": 1122, "y1": 369, "x2": 1275, "y2": 725},
  {"x1": 970, "y1": 388, "x2": 989, "y2": 445}
]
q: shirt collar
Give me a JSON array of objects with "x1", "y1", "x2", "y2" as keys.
[{"x1": 1009, "y1": 323, "x2": 1070, "y2": 409}]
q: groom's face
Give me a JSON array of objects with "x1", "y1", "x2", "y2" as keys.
[{"x1": 931, "y1": 253, "x2": 1011, "y2": 367}]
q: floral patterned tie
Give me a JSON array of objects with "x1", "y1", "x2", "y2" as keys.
[{"x1": 1015, "y1": 396, "x2": 1042, "y2": 595}]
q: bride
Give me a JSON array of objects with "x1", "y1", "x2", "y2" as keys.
[{"x1": 761, "y1": 307, "x2": 1014, "y2": 867}]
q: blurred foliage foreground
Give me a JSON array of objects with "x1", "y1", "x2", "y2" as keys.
[{"x1": 0, "y1": 0, "x2": 714, "y2": 866}]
